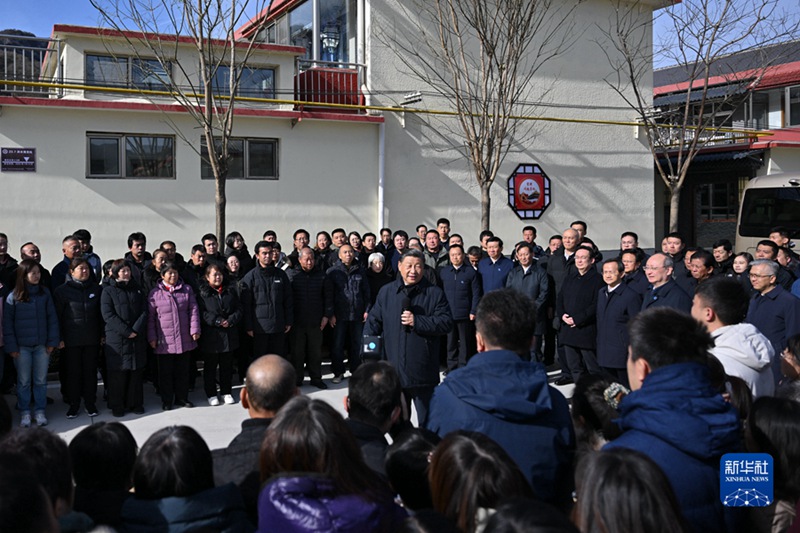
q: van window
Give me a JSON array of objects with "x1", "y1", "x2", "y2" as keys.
[{"x1": 739, "y1": 187, "x2": 800, "y2": 237}]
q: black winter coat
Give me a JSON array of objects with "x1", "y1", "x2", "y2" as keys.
[
  {"x1": 181, "y1": 262, "x2": 206, "y2": 295},
  {"x1": 197, "y1": 283, "x2": 242, "y2": 354},
  {"x1": 642, "y1": 279, "x2": 692, "y2": 313},
  {"x1": 505, "y1": 263, "x2": 549, "y2": 333},
  {"x1": 325, "y1": 261, "x2": 370, "y2": 321},
  {"x1": 366, "y1": 267, "x2": 393, "y2": 307},
  {"x1": 364, "y1": 279, "x2": 453, "y2": 389},
  {"x1": 623, "y1": 267, "x2": 649, "y2": 296},
  {"x1": 54, "y1": 278, "x2": 104, "y2": 347},
  {"x1": 596, "y1": 283, "x2": 642, "y2": 368},
  {"x1": 101, "y1": 279, "x2": 148, "y2": 371},
  {"x1": 545, "y1": 248, "x2": 575, "y2": 296},
  {"x1": 123, "y1": 252, "x2": 150, "y2": 287},
  {"x1": 556, "y1": 268, "x2": 605, "y2": 349},
  {"x1": 287, "y1": 267, "x2": 329, "y2": 328},
  {"x1": 225, "y1": 245, "x2": 255, "y2": 274},
  {"x1": 241, "y1": 265, "x2": 293, "y2": 334},
  {"x1": 141, "y1": 263, "x2": 162, "y2": 294},
  {"x1": 439, "y1": 264, "x2": 481, "y2": 321},
  {"x1": 0, "y1": 256, "x2": 18, "y2": 289}
]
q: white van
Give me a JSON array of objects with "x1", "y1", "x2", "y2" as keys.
[{"x1": 736, "y1": 174, "x2": 800, "y2": 254}]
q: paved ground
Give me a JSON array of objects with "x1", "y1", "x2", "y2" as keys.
[{"x1": 2, "y1": 362, "x2": 574, "y2": 449}]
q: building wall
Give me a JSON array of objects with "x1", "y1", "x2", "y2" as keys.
[
  {"x1": 764, "y1": 147, "x2": 800, "y2": 176},
  {"x1": 0, "y1": 104, "x2": 379, "y2": 268},
  {"x1": 367, "y1": 0, "x2": 656, "y2": 250}
]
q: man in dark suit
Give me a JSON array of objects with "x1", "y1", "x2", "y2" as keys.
[
  {"x1": 596, "y1": 259, "x2": 642, "y2": 387},
  {"x1": 641, "y1": 253, "x2": 691, "y2": 313}
]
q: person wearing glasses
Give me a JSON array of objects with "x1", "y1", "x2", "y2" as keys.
[
  {"x1": 641, "y1": 253, "x2": 691, "y2": 313},
  {"x1": 745, "y1": 259, "x2": 800, "y2": 385}
]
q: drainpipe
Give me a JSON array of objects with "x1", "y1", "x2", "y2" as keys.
[
  {"x1": 378, "y1": 122, "x2": 385, "y2": 228},
  {"x1": 360, "y1": 0, "x2": 385, "y2": 228}
]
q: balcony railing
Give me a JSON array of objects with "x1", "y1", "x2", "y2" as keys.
[
  {"x1": 294, "y1": 58, "x2": 366, "y2": 113},
  {"x1": 0, "y1": 33, "x2": 61, "y2": 97},
  {"x1": 658, "y1": 123, "x2": 760, "y2": 150}
]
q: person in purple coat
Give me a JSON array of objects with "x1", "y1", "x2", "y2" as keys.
[
  {"x1": 147, "y1": 261, "x2": 201, "y2": 410},
  {"x1": 258, "y1": 396, "x2": 406, "y2": 532}
]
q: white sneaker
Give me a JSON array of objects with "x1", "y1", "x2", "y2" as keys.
[
  {"x1": 35, "y1": 413, "x2": 48, "y2": 427},
  {"x1": 222, "y1": 394, "x2": 235, "y2": 405},
  {"x1": 20, "y1": 413, "x2": 31, "y2": 428},
  {"x1": 208, "y1": 396, "x2": 220, "y2": 406}
]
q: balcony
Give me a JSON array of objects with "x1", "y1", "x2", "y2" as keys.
[
  {"x1": 294, "y1": 58, "x2": 366, "y2": 113},
  {"x1": 0, "y1": 33, "x2": 61, "y2": 98}
]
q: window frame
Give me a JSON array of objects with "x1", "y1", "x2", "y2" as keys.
[
  {"x1": 86, "y1": 133, "x2": 176, "y2": 180},
  {"x1": 205, "y1": 64, "x2": 277, "y2": 100},
  {"x1": 85, "y1": 53, "x2": 173, "y2": 91},
  {"x1": 200, "y1": 137, "x2": 279, "y2": 180}
]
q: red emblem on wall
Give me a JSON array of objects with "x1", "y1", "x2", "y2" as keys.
[{"x1": 507, "y1": 164, "x2": 551, "y2": 220}]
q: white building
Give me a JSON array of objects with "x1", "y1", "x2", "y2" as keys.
[{"x1": 0, "y1": 0, "x2": 661, "y2": 267}]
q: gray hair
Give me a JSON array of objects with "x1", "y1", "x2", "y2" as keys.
[
  {"x1": 368, "y1": 252, "x2": 385, "y2": 266},
  {"x1": 298, "y1": 246, "x2": 315, "y2": 258},
  {"x1": 750, "y1": 259, "x2": 779, "y2": 276}
]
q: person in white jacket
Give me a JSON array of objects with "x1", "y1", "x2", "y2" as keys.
[{"x1": 692, "y1": 277, "x2": 774, "y2": 398}]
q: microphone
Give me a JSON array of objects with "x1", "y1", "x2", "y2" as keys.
[{"x1": 401, "y1": 296, "x2": 411, "y2": 333}]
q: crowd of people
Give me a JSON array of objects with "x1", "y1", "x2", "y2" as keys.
[{"x1": 0, "y1": 218, "x2": 799, "y2": 533}]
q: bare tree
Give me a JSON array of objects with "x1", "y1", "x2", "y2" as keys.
[
  {"x1": 89, "y1": 0, "x2": 273, "y2": 241},
  {"x1": 599, "y1": 0, "x2": 799, "y2": 233},
  {"x1": 380, "y1": 0, "x2": 581, "y2": 231}
]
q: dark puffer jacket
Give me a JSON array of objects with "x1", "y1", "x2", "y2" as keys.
[
  {"x1": 121, "y1": 483, "x2": 252, "y2": 533},
  {"x1": 197, "y1": 282, "x2": 242, "y2": 354},
  {"x1": 54, "y1": 277, "x2": 104, "y2": 347},
  {"x1": 325, "y1": 261, "x2": 370, "y2": 321},
  {"x1": 606, "y1": 363, "x2": 742, "y2": 533},
  {"x1": 257, "y1": 474, "x2": 406, "y2": 533},
  {"x1": 241, "y1": 265, "x2": 293, "y2": 335},
  {"x1": 287, "y1": 267, "x2": 329, "y2": 328},
  {"x1": 3, "y1": 284, "x2": 60, "y2": 352},
  {"x1": 101, "y1": 279, "x2": 148, "y2": 371}
]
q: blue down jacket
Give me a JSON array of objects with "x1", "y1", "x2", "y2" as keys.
[
  {"x1": 426, "y1": 350, "x2": 575, "y2": 506},
  {"x1": 3, "y1": 284, "x2": 60, "y2": 352},
  {"x1": 606, "y1": 362, "x2": 742, "y2": 533},
  {"x1": 257, "y1": 474, "x2": 406, "y2": 533}
]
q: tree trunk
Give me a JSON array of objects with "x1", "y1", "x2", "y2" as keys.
[
  {"x1": 668, "y1": 181, "x2": 681, "y2": 234},
  {"x1": 215, "y1": 172, "x2": 226, "y2": 244},
  {"x1": 480, "y1": 184, "x2": 491, "y2": 231}
]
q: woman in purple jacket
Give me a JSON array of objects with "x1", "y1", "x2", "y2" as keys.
[
  {"x1": 147, "y1": 261, "x2": 200, "y2": 410},
  {"x1": 258, "y1": 396, "x2": 406, "y2": 532}
]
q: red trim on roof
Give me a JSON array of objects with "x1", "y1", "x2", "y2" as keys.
[
  {"x1": 236, "y1": 0, "x2": 298, "y2": 40},
  {"x1": 0, "y1": 95, "x2": 384, "y2": 123},
  {"x1": 51, "y1": 24, "x2": 306, "y2": 55},
  {"x1": 751, "y1": 127, "x2": 800, "y2": 148},
  {"x1": 654, "y1": 61, "x2": 800, "y2": 96}
]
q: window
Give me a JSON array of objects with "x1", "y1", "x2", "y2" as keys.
[
  {"x1": 290, "y1": 1, "x2": 313, "y2": 58},
  {"x1": 209, "y1": 66, "x2": 275, "y2": 98},
  {"x1": 699, "y1": 182, "x2": 739, "y2": 221},
  {"x1": 740, "y1": 187, "x2": 800, "y2": 236},
  {"x1": 787, "y1": 86, "x2": 800, "y2": 127},
  {"x1": 87, "y1": 134, "x2": 175, "y2": 178},
  {"x1": 86, "y1": 55, "x2": 128, "y2": 87},
  {"x1": 200, "y1": 137, "x2": 278, "y2": 179},
  {"x1": 277, "y1": 0, "x2": 352, "y2": 63},
  {"x1": 86, "y1": 54, "x2": 172, "y2": 90}
]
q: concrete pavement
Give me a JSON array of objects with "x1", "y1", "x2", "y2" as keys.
[{"x1": 2, "y1": 362, "x2": 574, "y2": 449}]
